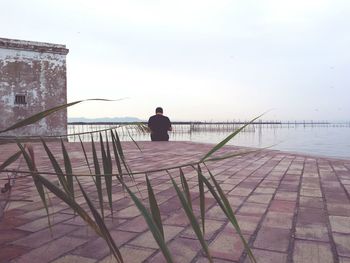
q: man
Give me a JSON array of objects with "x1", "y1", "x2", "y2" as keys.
[{"x1": 148, "y1": 107, "x2": 172, "y2": 141}]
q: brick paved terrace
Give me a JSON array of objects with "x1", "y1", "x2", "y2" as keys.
[{"x1": 1, "y1": 141, "x2": 350, "y2": 263}]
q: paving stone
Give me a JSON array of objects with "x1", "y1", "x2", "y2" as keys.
[
  {"x1": 164, "y1": 210, "x2": 193, "y2": 226},
  {"x1": 72, "y1": 230, "x2": 137, "y2": 259},
  {"x1": 237, "y1": 202, "x2": 268, "y2": 217},
  {"x1": 130, "y1": 225, "x2": 183, "y2": 249},
  {"x1": 149, "y1": 237, "x2": 202, "y2": 262},
  {"x1": 0, "y1": 229, "x2": 28, "y2": 245},
  {"x1": 253, "y1": 227, "x2": 290, "y2": 252},
  {"x1": 51, "y1": 254, "x2": 97, "y2": 263},
  {"x1": 226, "y1": 196, "x2": 245, "y2": 208},
  {"x1": 234, "y1": 215, "x2": 261, "y2": 234},
  {"x1": 2, "y1": 142, "x2": 350, "y2": 262},
  {"x1": 293, "y1": 240, "x2": 334, "y2": 263},
  {"x1": 205, "y1": 205, "x2": 228, "y2": 220},
  {"x1": 339, "y1": 257, "x2": 350, "y2": 263},
  {"x1": 262, "y1": 212, "x2": 293, "y2": 229},
  {"x1": 254, "y1": 187, "x2": 276, "y2": 194},
  {"x1": 117, "y1": 216, "x2": 148, "y2": 233},
  {"x1": 329, "y1": 216, "x2": 350, "y2": 234},
  {"x1": 13, "y1": 223, "x2": 78, "y2": 248},
  {"x1": 243, "y1": 249, "x2": 287, "y2": 263},
  {"x1": 209, "y1": 229, "x2": 248, "y2": 261},
  {"x1": 247, "y1": 194, "x2": 273, "y2": 204},
  {"x1": 159, "y1": 196, "x2": 183, "y2": 215},
  {"x1": 274, "y1": 191, "x2": 298, "y2": 201},
  {"x1": 117, "y1": 206, "x2": 141, "y2": 218},
  {"x1": 297, "y1": 207, "x2": 327, "y2": 227},
  {"x1": 299, "y1": 196, "x2": 324, "y2": 208},
  {"x1": 11, "y1": 236, "x2": 87, "y2": 263},
  {"x1": 327, "y1": 203, "x2": 350, "y2": 217},
  {"x1": 279, "y1": 183, "x2": 299, "y2": 191},
  {"x1": 229, "y1": 187, "x2": 254, "y2": 197},
  {"x1": 300, "y1": 188, "x2": 322, "y2": 197},
  {"x1": 195, "y1": 257, "x2": 233, "y2": 263},
  {"x1": 181, "y1": 219, "x2": 224, "y2": 240},
  {"x1": 99, "y1": 246, "x2": 155, "y2": 263},
  {"x1": 295, "y1": 225, "x2": 329, "y2": 241},
  {"x1": 16, "y1": 213, "x2": 74, "y2": 232},
  {"x1": 333, "y1": 233, "x2": 350, "y2": 257},
  {"x1": 269, "y1": 200, "x2": 296, "y2": 213},
  {"x1": 0, "y1": 245, "x2": 30, "y2": 263}
]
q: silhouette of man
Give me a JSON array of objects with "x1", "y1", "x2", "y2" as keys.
[{"x1": 148, "y1": 107, "x2": 172, "y2": 141}]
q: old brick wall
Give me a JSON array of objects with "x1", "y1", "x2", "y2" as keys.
[{"x1": 0, "y1": 38, "x2": 69, "y2": 137}]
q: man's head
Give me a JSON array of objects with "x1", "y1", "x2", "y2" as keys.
[{"x1": 155, "y1": 107, "x2": 163, "y2": 114}]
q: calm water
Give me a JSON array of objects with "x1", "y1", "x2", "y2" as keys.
[{"x1": 68, "y1": 124, "x2": 350, "y2": 159}]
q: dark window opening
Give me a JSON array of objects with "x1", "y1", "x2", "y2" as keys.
[{"x1": 15, "y1": 94, "x2": 26, "y2": 105}]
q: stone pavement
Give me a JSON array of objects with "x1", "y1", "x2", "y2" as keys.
[{"x1": 1, "y1": 141, "x2": 350, "y2": 263}]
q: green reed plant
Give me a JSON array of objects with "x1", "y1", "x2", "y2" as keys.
[{"x1": 0, "y1": 99, "x2": 261, "y2": 263}]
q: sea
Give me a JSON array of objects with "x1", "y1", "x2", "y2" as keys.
[{"x1": 68, "y1": 123, "x2": 350, "y2": 159}]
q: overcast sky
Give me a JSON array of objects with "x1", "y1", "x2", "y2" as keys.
[{"x1": 1, "y1": 0, "x2": 349, "y2": 121}]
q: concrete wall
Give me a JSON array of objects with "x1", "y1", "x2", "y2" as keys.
[{"x1": 0, "y1": 37, "x2": 69, "y2": 137}]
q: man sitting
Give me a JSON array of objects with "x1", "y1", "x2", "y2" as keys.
[{"x1": 148, "y1": 107, "x2": 172, "y2": 141}]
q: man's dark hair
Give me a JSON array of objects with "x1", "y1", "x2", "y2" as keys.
[{"x1": 156, "y1": 107, "x2": 163, "y2": 114}]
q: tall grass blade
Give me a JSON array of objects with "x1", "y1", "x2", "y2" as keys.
[
  {"x1": 207, "y1": 166, "x2": 255, "y2": 262},
  {"x1": 40, "y1": 139, "x2": 70, "y2": 194},
  {"x1": 17, "y1": 143, "x2": 51, "y2": 228},
  {"x1": 0, "y1": 149, "x2": 23, "y2": 171},
  {"x1": 146, "y1": 174, "x2": 164, "y2": 239},
  {"x1": 111, "y1": 131, "x2": 123, "y2": 178},
  {"x1": 179, "y1": 168, "x2": 193, "y2": 211},
  {"x1": 205, "y1": 149, "x2": 261, "y2": 162},
  {"x1": 60, "y1": 139, "x2": 74, "y2": 200},
  {"x1": 168, "y1": 172, "x2": 212, "y2": 262},
  {"x1": 91, "y1": 135, "x2": 104, "y2": 218},
  {"x1": 0, "y1": 98, "x2": 119, "y2": 134},
  {"x1": 197, "y1": 165, "x2": 206, "y2": 234},
  {"x1": 201, "y1": 114, "x2": 264, "y2": 162},
  {"x1": 203, "y1": 165, "x2": 256, "y2": 263},
  {"x1": 126, "y1": 127, "x2": 142, "y2": 152},
  {"x1": 36, "y1": 173, "x2": 100, "y2": 233},
  {"x1": 117, "y1": 177, "x2": 174, "y2": 263},
  {"x1": 113, "y1": 130, "x2": 142, "y2": 197},
  {"x1": 76, "y1": 178, "x2": 123, "y2": 263},
  {"x1": 78, "y1": 135, "x2": 92, "y2": 174},
  {"x1": 114, "y1": 131, "x2": 125, "y2": 158},
  {"x1": 100, "y1": 133, "x2": 113, "y2": 215}
]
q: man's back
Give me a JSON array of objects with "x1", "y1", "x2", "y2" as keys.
[{"x1": 148, "y1": 114, "x2": 171, "y2": 141}]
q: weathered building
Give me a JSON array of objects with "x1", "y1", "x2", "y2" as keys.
[{"x1": 0, "y1": 37, "x2": 69, "y2": 137}]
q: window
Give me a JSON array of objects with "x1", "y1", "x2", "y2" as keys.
[{"x1": 15, "y1": 94, "x2": 26, "y2": 105}]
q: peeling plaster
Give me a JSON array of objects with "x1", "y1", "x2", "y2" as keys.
[{"x1": 0, "y1": 38, "x2": 69, "y2": 137}]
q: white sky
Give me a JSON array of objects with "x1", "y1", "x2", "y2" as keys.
[{"x1": 1, "y1": 0, "x2": 349, "y2": 121}]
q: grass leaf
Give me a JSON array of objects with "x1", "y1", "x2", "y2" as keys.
[
  {"x1": 40, "y1": 139, "x2": 70, "y2": 195},
  {"x1": 179, "y1": 168, "x2": 193, "y2": 211},
  {"x1": 60, "y1": 139, "x2": 74, "y2": 200},
  {"x1": 0, "y1": 149, "x2": 23, "y2": 171},
  {"x1": 117, "y1": 177, "x2": 174, "y2": 263},
  {"x1": 204, "y1": 165, "x2": 256, "y2": 263},
  {"x1": 111, "y1": 131, "x2": 123, "y2": 179},
  {"x1": 201, "y1": 114, "x2": 264, "y2": 162},
  {"x1": 0, "y1": 98, "x2": 122, "y2": 134},
  {"x1": 17, "y1": 143, "x2": 51, "y2": 229},
  {"x1": 197, "y1": 165, "x2": 206, "y2": 235},
  {"x1": 168, "y1": 171, "x2": 212, "y2": 262},
  {"x1": 100, "y1": 133, "x2": 113, "y2": 215},
  {"x1": 91, "y1": 135, "x2": 104, "y2": 218},
  {"x1": 76, "y1": 177, "x2": 123, "y2": 263},
  {"x1": 146, "y1": 174, "x2": 164, "y2": 239},
  {"x1": 78, "y1": 135, "x2": 92, "y2": 174}
]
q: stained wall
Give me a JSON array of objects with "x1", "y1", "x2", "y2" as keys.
[{"x1": 0, "y1": 38, "x2": 69, "y2": 137}]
